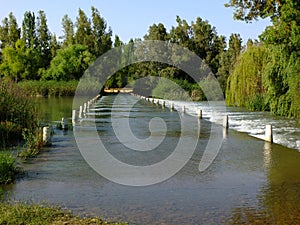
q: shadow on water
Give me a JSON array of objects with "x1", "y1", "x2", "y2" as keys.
[{"x1": 2, "y1": 94, "x2": 300, "y2": 224}]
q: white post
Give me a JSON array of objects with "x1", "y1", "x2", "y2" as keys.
[
  {"x1": 83, "y1": 103, "x2": 87, "y2": 114},
  {"x1": 72, "y1": 110, "x2": 77, "y2": 123},
  {"x1": 223, "y1": 115, "x2": 229, "y2": 129},
  {"x1": 265, "y1": 124, "x2": 273, "y2": 143},
  {"x1": 182, "y1": 105, "x2": 185, "y2": 113},
  {"x1": 61, "y1": 117, "x2": 68, "y2": 130},
  {"x1": 43, "y1": 126, "x2": 52, "y2": 146},
  {"x1": 198, "y1": 109, "x2": 202, "y2": 119},
  {"x1": 79, "y1": 106, "x2": 83, "y2": 119}
]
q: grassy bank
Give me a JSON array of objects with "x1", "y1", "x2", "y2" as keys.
[
  {"x1": 18, "y1": 80, "x2": 79, "y2": 97},
  {"x1": 0, "y1": 152, "x2": 22, "y2": 184},
  {"x1": 0, "y1": 80, "x2": 43, "y2": 184},
  {"x1": 0, "y1": 201, "x2": 126, "y2": 225}
]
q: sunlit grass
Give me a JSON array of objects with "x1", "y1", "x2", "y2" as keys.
[{"x1": 0, "y1": 201, "x2": 127, "y2": 225}]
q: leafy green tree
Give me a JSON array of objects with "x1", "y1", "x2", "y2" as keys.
[
  {"x1": 217, "y1": 33, "x2": 242, "y2": 93},
  {"x1": 144, "y1": 23, "x2": 168, "y2": 41},
  {"x1": 226, "y1": 0, "x2": 300, "y2": 117},
  {"x1": 0, "y1": 17, "x2": 9, "y2": 49},
  {"x1": 43, "y1": 44, "x2": 95, "y2": 81},
  {"x1": 36, "y1": 10, "x2": 51, "y2": 68},
  {"x1": 50, "y1": 34, "x2": 59, "y2": 58},
  {"x1": 74, "y1": 9, "x2": 94, "y2": 54},
  {"x1": 22, "y1": 11, "x2": 37, "y2": 49},
  {"x1": 91, "y1": 6, "x2": 112, "y2": 57},
  {"x1": 61, "y1": 15, "x2": 74, "y2": 47},
  {"x1": 0, "y1": 39, "x2": 29, "y2": 80},
  {"x1": 226, "y1": 43, "x2": 269, "y2": 110},
  {"x1": 191, "y1": 17, "x2": 226, "y2": 74},
  {"x1": 169, "y1": 16, "x2": 192, "y2": 48},
  {"x1": 225, "y1": 0, "x2": 282, "y2": 22},
  {"x1": 114, "y1": 35, "x2": 123, "y2": 48},
  {"x1": 0, "y1": 13, "x2": 21, "y2": 49}
]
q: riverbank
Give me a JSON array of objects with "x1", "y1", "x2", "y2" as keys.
[
  {"x1": 0, "y1": 201, "x2": 126, "y2": 225},
  {"x1": 18, "y1": 80, "x2": 79, "y2": 97}
]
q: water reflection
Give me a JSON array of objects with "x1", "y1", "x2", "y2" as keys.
[{"x1": 229, "y1": 143, "x2": 300, "y2": 224}]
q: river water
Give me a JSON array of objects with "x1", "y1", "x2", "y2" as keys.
[{"x1": 2, "y1": 94, "x2": 300, "y2": 224}]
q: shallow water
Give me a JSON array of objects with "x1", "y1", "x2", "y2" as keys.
[{"x1": 3, "y1": 94, "x2": 300, "y2": 224}]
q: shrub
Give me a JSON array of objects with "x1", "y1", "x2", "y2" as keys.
[
  {"x1": 0, "y1": 80, "x2": 39, "y2": 148},
  {"x1": 0, "y1": 152, "x2": 21, "y2": 184}
]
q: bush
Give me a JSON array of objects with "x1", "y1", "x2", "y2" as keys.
[
  {"x1": 0, "y1": 80, "x2": 39, "y2": 148},
  {"x1": 0, "y1": 152, "x2": 21, "y2": 184}
]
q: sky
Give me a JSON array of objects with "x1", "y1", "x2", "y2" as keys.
[{"x1": 0, "y1": 0, "x2": 271, "y2": 44}]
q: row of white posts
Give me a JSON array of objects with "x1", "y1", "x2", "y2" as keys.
[
  {"x1": 133, "y1": 94, "x2": 274, "y2": 143},
  {"x1": 72, "y1": 94, "x2": 101, "y2": 124},
  {"x1": 42, "y1": 94, "x2": 101, "y2": 146}
]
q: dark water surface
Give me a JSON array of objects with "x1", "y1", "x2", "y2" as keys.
[{"x1": 2, "y1": 94, "x2": 300, "y2": 224}]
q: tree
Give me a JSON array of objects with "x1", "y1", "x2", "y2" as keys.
[
  {"x1": 8, "y1": 13, "x2": 21, "y2": 48},
  {"x1": 226, "y1": 0, "x2": 300, "y2": 118},
  {"x1": 50, "y1": 34, "x2": 59, "y2": 58},
  {"x1": 144, "y1": 23, "x2": 168, "y2": 41},
  {"x1": 43, "y1": 44, "x2": 95, "y2": 81},
  {"x1": 0, "y1": 17, "x2": 9, "y2": 49},
  {"x1": 225, "y1": 0, "x2": 282, "y2": 22},
  {"x1": 0, "y1": 13, "x2": 20, "y2": 49},
  {"x1": 217, "y1": 33, "x2": 242, "y2": 93},
  {"x1": 61, "y1": 15, "x2": 74, "y2": 47},
  {"x1": 226, "y1": 43, "x2": 269, "y2": 110},
  {"x1": 22, "y1": 11, "x2": 37, "y2": 49},
  {"x1": 74, "y1": 9, "x2": 94, "y2": 54},
  {"x1": 169, "y1": 16, "x2": 192, "y2": 48},
  {"x1": 91, "y1": 6, "x2": 112, "y2": 56},
  {"x1": 36, "y1": 10, "x2": 51, "y2": 68},
  {"x1": 114, "y1": 35, "x2": 123, "y2": 48},
  {"x1": 0, "y1": 39, "x2": 30, "y2": 80},
  {"x1": 191, "y1": 17, "x2": 226, "y2": 74}
]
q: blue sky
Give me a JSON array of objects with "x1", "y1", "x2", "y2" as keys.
[{"x1": 0, "y1": 0, "x2": 271, "y2": 44}]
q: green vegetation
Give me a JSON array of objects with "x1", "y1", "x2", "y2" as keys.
[
  {"x1": 0, "y1": 7, "x2": 111, "y2": 84},
  {"x1": 0, "y1": 2, "x2": 298, "y2": 116},
  {"x1": 0, "y1": 201, "x2": 126, "y2": 225},
  {"x1": 226, "y1": 43, "x2": 270, "y2": 111},
  {"x1": 0, "y1": 80, "x2": 39, "y2": 147},
  {"x1": 0, "y1": 152, "x2": 21, "y2": 184},
  {"x1": 0, "y1": 80, "x2": 43, "y2": 184},
  {"x1": 18, "y1": 80, "x2": 79, "y2": 96},
  {"x1": 226, "y1": 0, "x2": 300, "y2": 118}
]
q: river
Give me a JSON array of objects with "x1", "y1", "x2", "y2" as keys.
[{"x1": 2, "y1": 94, "x2": 300, "y2": 224}]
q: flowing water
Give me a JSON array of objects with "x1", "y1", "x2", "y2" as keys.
[{"x1": 2, "y1": 94, "x2": 300, "y2": 224}]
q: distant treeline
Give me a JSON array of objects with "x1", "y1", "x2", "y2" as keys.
[{"x1": 0, "y1": 1, "x2": 299, "y2": 118}]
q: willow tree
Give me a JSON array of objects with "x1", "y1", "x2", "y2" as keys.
[
  {"x1": 226, "y1": 0, "x2": 300, "y2": 118},
  {"x1": 226, "y1": 43, "x2": 269, "y2": 110}
]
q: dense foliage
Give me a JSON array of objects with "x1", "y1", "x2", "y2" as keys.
[
  {"x1": 0, "y1": 152, "x2": 21, "y2": 184},
  {"x1": 0, "y1": 3, "x2": 298, "y2": 117},
  {"x1": 226, "y1": 0, "x2": 300, "y2": 118},
  {"x1": 0, "y1": 80, "x2": 38, "y2": 147},
  {"x1": 0, "y1": 7, "x2": 112, "y2": 82}
]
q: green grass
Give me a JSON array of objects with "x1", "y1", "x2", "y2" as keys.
[
  {"x1": 0, "y1": 201, "x2": 126, "y2": 225},
  {"x1": 0, "y1": 152, "x2": 22, "y2": 184}
]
